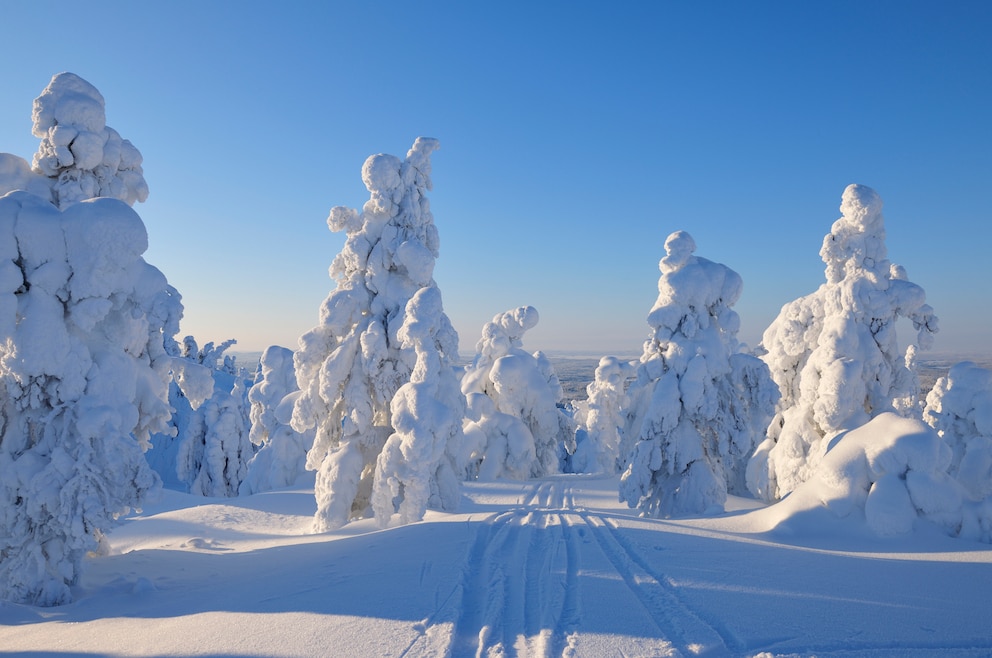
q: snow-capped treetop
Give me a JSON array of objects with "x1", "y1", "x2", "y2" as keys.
[
  {"x1": 821, "y1": 184, "x2": 887, "y2": 284},
  {"x1": 461, "y1": 306, "x2": 540, "y2": 396},
  {"x1": 31, "y1": 72, "x2": 148, "y2": 208},
  {"x1": 643, "y1": 230, "x2": 744, "y2": 370},
  {"x1": 660, "y1": 229, "x2": 697, "y2": 272},
  {"x1": 32, "y1": 73, "x2": 107, "y2": 136}
]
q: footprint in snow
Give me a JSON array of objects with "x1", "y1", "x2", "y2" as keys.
[{"x1": 180, "y1": 537, "x2": 232, "y2": 551}]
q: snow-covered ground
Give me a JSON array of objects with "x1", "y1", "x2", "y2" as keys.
[{"x1": 2, "y1": 474, "x2": 990, "y2": 658}]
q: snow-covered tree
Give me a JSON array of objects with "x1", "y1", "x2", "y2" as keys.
[
  {"x1": 30, "y1": 72, "x2": 148, "y2": 209},
  {"x1": 749, "y1": 184, "x2": 938, "y2": 502},
  {"x1": 0, "y1": 191, "x2": 181, "y2": 605},
  {"x1": 146, "y1": 334, "x2": 253, "y2": 497},
  {"x1": 923, "y1": 362, "x2": 992, "y2": 539},
  {"x1": 239, "y1": 345, "x2": 314, "y2": 495},
  {"x1": 292, "y1": 137, "x2": 458, "y2": 531},
  {"x1": 461, "y1": 306, "x2": 574, "y2": 478},
  {"x1": 177, "y1": 374, "x2": 253, "y2": 498},
  {"x1": 371, "y1": 286, "x2": 464, "y2": 527},
  {"x1": 619, "y1": 231, "x2": 778, "y2": 518},
  {"x1": 570, "y1": 356, "x2": 636, "y2": 474}
]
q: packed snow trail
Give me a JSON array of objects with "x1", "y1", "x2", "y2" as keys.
[{"x1": 402, "y1": 477, "x2": 729, "y2": 658}]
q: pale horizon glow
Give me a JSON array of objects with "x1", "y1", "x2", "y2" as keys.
[{"x1": 1, "y1": 2, "x2": 990, "y2": 357}]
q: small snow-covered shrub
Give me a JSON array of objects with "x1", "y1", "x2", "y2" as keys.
[
  {"x1": 371, "y1": 287, "x2": 465, "y2": 527},
  {"x1": 767, "y1": 413, "x2": 968, "y2": 539},
  {"x1": 924, "y1": 361, "x2": 992, "y2": 541},
  {"x1": 146, "y1": 336, "x2": 253, "y2": 498},
  {"x1": 570, "y1": 356, "x2": 635, "y2": 474},
  {"x1": 460, "y1": 306, "x2": 575, "y2": 478}
]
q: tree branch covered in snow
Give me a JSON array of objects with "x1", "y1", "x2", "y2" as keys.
[{"x1": 923, "y1": 362, "x2": 992, "y2": 540}]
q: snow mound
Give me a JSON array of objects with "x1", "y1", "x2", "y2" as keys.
[
  {"x1": 0, "y1": 154, "x2": 51, "y2": 200},
  {"x1": 755, "y1": 412, "x2": 965, "y2": 539}
]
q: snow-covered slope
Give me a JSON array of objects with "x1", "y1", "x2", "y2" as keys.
[{"x1": 1, "y1": 473, "x2": 990, "y2": 657}]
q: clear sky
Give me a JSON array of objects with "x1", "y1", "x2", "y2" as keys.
[{"x1": 1, "y1": 1, "x2": 990, "y2": 356}]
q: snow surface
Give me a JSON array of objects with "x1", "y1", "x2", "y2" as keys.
[{"x1": 2, "y1": 472, "x2": 990, "y2": 657}]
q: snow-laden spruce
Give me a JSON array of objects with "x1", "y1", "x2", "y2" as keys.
[
  {"x1": 460, "y1": 306, "x2": 574, "y2": 478},
  {"x1": 145, "y1": 336, "x2": 253, "y2": 498},
  {"x1": 923, "y1": 362, "x2": 992, "y2": 540},
  {"x1": 239, "y1": 345, "x2": 314, "y2": 495},
  {"x1": 0, "y1": 192, "x2": 181, "y2": 605},
  {"x1": 749, "y1": 184, "x2": 938, "y2": 502},
  {"x1": 292, "y1": 138, "x2": 462, "y2": 531},
  {"x1": 570, "y1": 356, "x2": 635, "y2": 474},
  {"x1": 176, "y1": 371, "x2": 253, "y2": 498},
  {"x1": 371, "y1": 287, "x2": 464, "y2": 526},
  {"x1": 619, "y1": 231, "x2": 778, "y2": 518}
]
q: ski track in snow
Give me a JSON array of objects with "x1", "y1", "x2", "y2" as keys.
[{"x1": 403, "y1": 479, "x2": 728, "y2": 658}]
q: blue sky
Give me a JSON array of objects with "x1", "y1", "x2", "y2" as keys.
[{"x1": 1, "y1": 1, "x2": 990, "y2": 356}]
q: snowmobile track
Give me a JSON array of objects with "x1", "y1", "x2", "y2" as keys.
[{"x1": 578, "y1": 510, "x2": 732, "y2": 656}]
